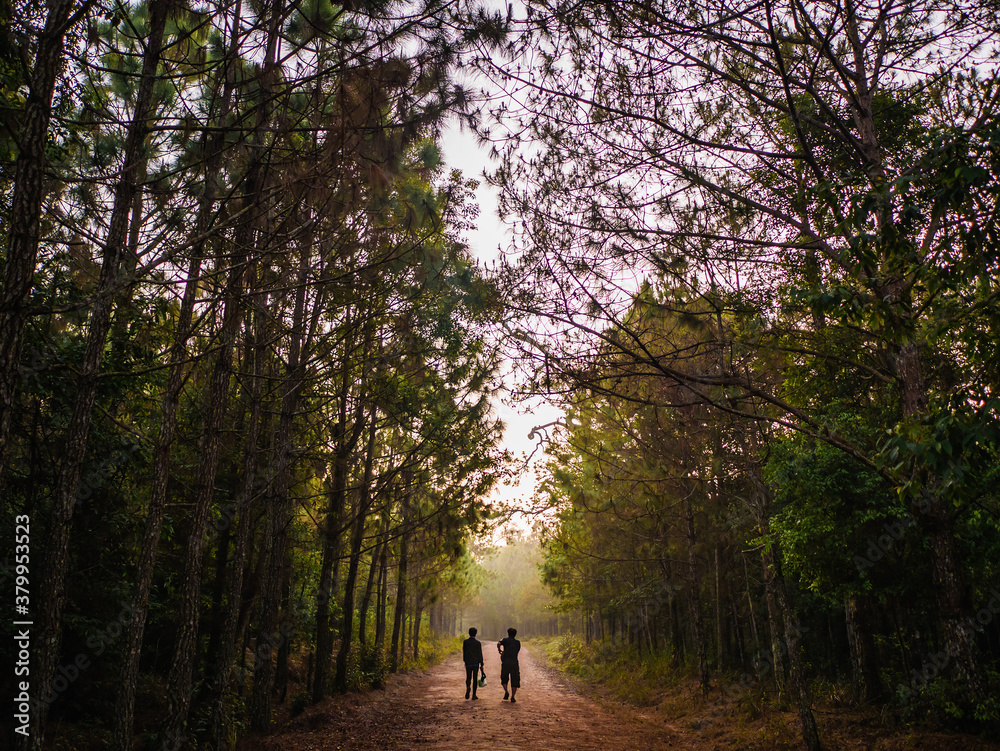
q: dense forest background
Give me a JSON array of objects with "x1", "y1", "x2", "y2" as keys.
[
  {"x1": 461, "y1": 534, "x2": 561, "y2": 640},
  {"x1": 3, "y1": 0, "x2": 1000, "y2": 750}
]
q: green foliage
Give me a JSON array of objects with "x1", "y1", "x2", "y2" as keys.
[
  {"x1": 765, "y1": 420, "x2": 907, "y2": 600},
  {"x1": 398, "y1": 633, "x2": 463, "y2": 674},
  {"x1": 539, "y1": 634, "x2": 681, "y2": 706}
]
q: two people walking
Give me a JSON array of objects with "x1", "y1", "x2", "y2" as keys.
[{"x1": 462, "y1": 627, "x2": 521, "y2": 702}]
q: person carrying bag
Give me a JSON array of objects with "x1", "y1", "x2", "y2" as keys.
[{"x1": 462, "y1": 627, "x2": 484, "y2": 700}]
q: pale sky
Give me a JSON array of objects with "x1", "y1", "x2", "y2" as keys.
[{"x1": 439, "y1": 120, "x2": 563, "y2": 527}]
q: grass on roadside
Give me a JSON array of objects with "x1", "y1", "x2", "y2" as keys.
[
  {"x1": 529, "y1": 634, "x2": 1000, "y2": 751},
  {"x1": 532, "y1": 633, "x2": 682, "y2": 706},
  {"x1": 399, "y1": 633, "x2": 464, "y2": 674}
]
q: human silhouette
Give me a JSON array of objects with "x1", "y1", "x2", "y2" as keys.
[
  {"x1": 497, "y1": 627, "x2": 521, "y2": 702},
  {"x1": 462, "y1": 627, "x2": 484, "y2": 699}
]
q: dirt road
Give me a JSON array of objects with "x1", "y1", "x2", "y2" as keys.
[
  {"x1": 390, "y1": 645, "x2": 683, "y2": 750},
  {"x1": 248, "y1": 644, "x2": 1000, "y2": 751},
  {"x1": 260, "y1": 644, "x2": 685, "y2": 751}
]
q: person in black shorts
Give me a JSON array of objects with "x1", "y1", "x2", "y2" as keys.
[
  {"x1": 497, "y1": 627, "x2": 521, "y2": 702},
  {"x1": 462, "y1": 627, "x2": 484, "y2": 699}
]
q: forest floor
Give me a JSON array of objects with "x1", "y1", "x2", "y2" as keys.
[{"x1": 248, "y1": 645, "x2": 1000, "y2": 751}]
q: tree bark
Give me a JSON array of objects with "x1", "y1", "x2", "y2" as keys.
[
  {"x1": 845, "y1": 594, "x2": 884, "y2": 704},
  {"x1": 334, "y1": 401, "x2": 380, "y2": 691},
  {"x1": 30, "y1": 4, "x2": 170, "y2": 746},
  {"x1": 207, "y1": 297, "x2": 267, "y2": 749},
  {"x1": 716, "y1": 544, "x2": 727, "y2": 671},
  {"x1": 683, "y1": 492, "x2": 709, "y2": 694},
  {"x1": 375, "y1": 536, "x2": 390, "y2": 650},
  {"x1": 896, "y1": 344, "x2": 985, "y2": 701},
  {"x1": 0, "y1": 0, "x2": 91, "y2": 489},
  {"x1": 390, "y1": 511, "x2": 410, "y2": 673},
  {"x1": 112, "y1": 3, "x2": 244, "y2": 745},
  {"x1": 762, "y1": 550, "x2": 788, "y2": 693},
  {"x1": 275, "y1": 552, "x2": 293, "y2": 703},
  {"x1": 248, "y1": 228, "x2": 310, "y2": 733},
  {"x1": 762, "y1": 542, "x2": 822, "y2": 751},
  {"x1": 162, "y1": 0, "x2": 288, "y2": 732},
  {"x1": 312, "y1": 424, "x2": 348, "y2": 699},
  {"x1": 160, "y1": 238, "x2": 246, "y2": 743},
  {"x1": 313, "y1": 310, "x2": 368, "y2": 700},
  {"x1": 741, "y1": 552, "x2": 761, "y2": 668},
  {"x1": 359, "y1": 519, "x2": 387, "y2": 647},
  {"x1": 412, "y1": 589, "x2": 424, "y2": 661}
]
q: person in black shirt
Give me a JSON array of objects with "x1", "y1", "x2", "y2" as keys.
[
  {"x1": 462, "y1": 627, "x2": 484, "y2": 699},
  {"x1": 497, "y1": 627, "x2": 521, "y2": 702}
]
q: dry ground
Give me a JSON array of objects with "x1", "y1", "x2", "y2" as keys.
[{"x1": 242, "y1": 645, "x2": 1000, "y2": 751}]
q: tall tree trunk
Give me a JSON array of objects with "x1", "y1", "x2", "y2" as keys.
[
  {"x1": 107, "y1": 155, "x2": 149, "y2": 368},
  {"x1": 313, "y1": 456, "x2": 346, "y2": 699},
  {"x1": 375, "y1": 537, "x2": 390, "y2": 650},
  {"x1": 716, "y1": 544, "x2": 727, "y2": 671},
  {"x1": 334, "y1": 402, "x2": 380, "y2": 691},
  {"x1": 30, "y1": 4, "x2": 171, "y2": 747},
  {"x1": 767, "y1": 545, "x2": 822, "y2": 751},
  {"x1": 412, "y1": 590, "x2": 424, "y2": 661},
  {"x1": 161, "y1": 0, "x2": 287, "y2": 731},
  {"x1": 0, "y1": 0, "x2": 90, "y2": 488},
  {"x1": 248, "y1": 231, "x2": 310, "y2": 733},
  {"x1": 112, "y1": 3, "x2": 244, "y2": 745},
  {"x1": 892, "y1": 339, "x2": 984, "y2": 700},
  {"x1": 729, "y1": 585, "x2": 747, "y2": 671},
  {"x1": 160, "y1": 247, "x2": 245, "y2": 743},
  {"x1": 312, "y1": 310, "x2": 367, "y2": 700},
  {"x1": 207, "y1": 297, "x2": 267, "y2": 749},
  {"x1": 359, "y1": 520, "x2": 386, "y2": 647},
  {"x1": 851, "y1": 14, "x2": 984, "y2": 694},
  {"x1": 274, "y1": 552, "x2": 293, "y2": 703},
  {"x1": 844, "y1": 595, "x2": 885, "y2": 704},
  {"x1": 660, "y1": 557, "x2": 682, "y2": 666},
  {"x1": 112, "y1": 228, "x2": 205, "y2": 751},
  {"x1": 756, "y1": 488, "x2": 822, "y2": 751},
  {"x1": 683, "y1": 492, "x2": 709, "y2": 694},
  {"x1": 761, "y1": 549, "x2": 788, "y2": 693},
  {"x1": 405, "y1": 605, "x2": 412, "y2": 656},
  {"x1": 844, "y1": 594, "x2": 884, "y2": 704},
  {"x1": 742, "y1": 552, "x2": 761, "y2": 666},
  {"x1": 390, "y1": 514, "x2": 410, "y2": 673},
  {"x1": 205, "y1": 523, "x2": 233, "y2": 681}
]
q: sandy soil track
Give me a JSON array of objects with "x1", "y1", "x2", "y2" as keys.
[{"x1": 257, "y1": 644, "x2": 685, "y2": 751}]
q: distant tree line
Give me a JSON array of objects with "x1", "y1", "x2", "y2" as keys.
[{"x1": 464, "y1": 533, "x2": 563, "y2": 640}]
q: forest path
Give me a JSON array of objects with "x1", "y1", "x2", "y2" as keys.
[{"x1": 262, "y1": 644, "x2": 689, "y2": 750}]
